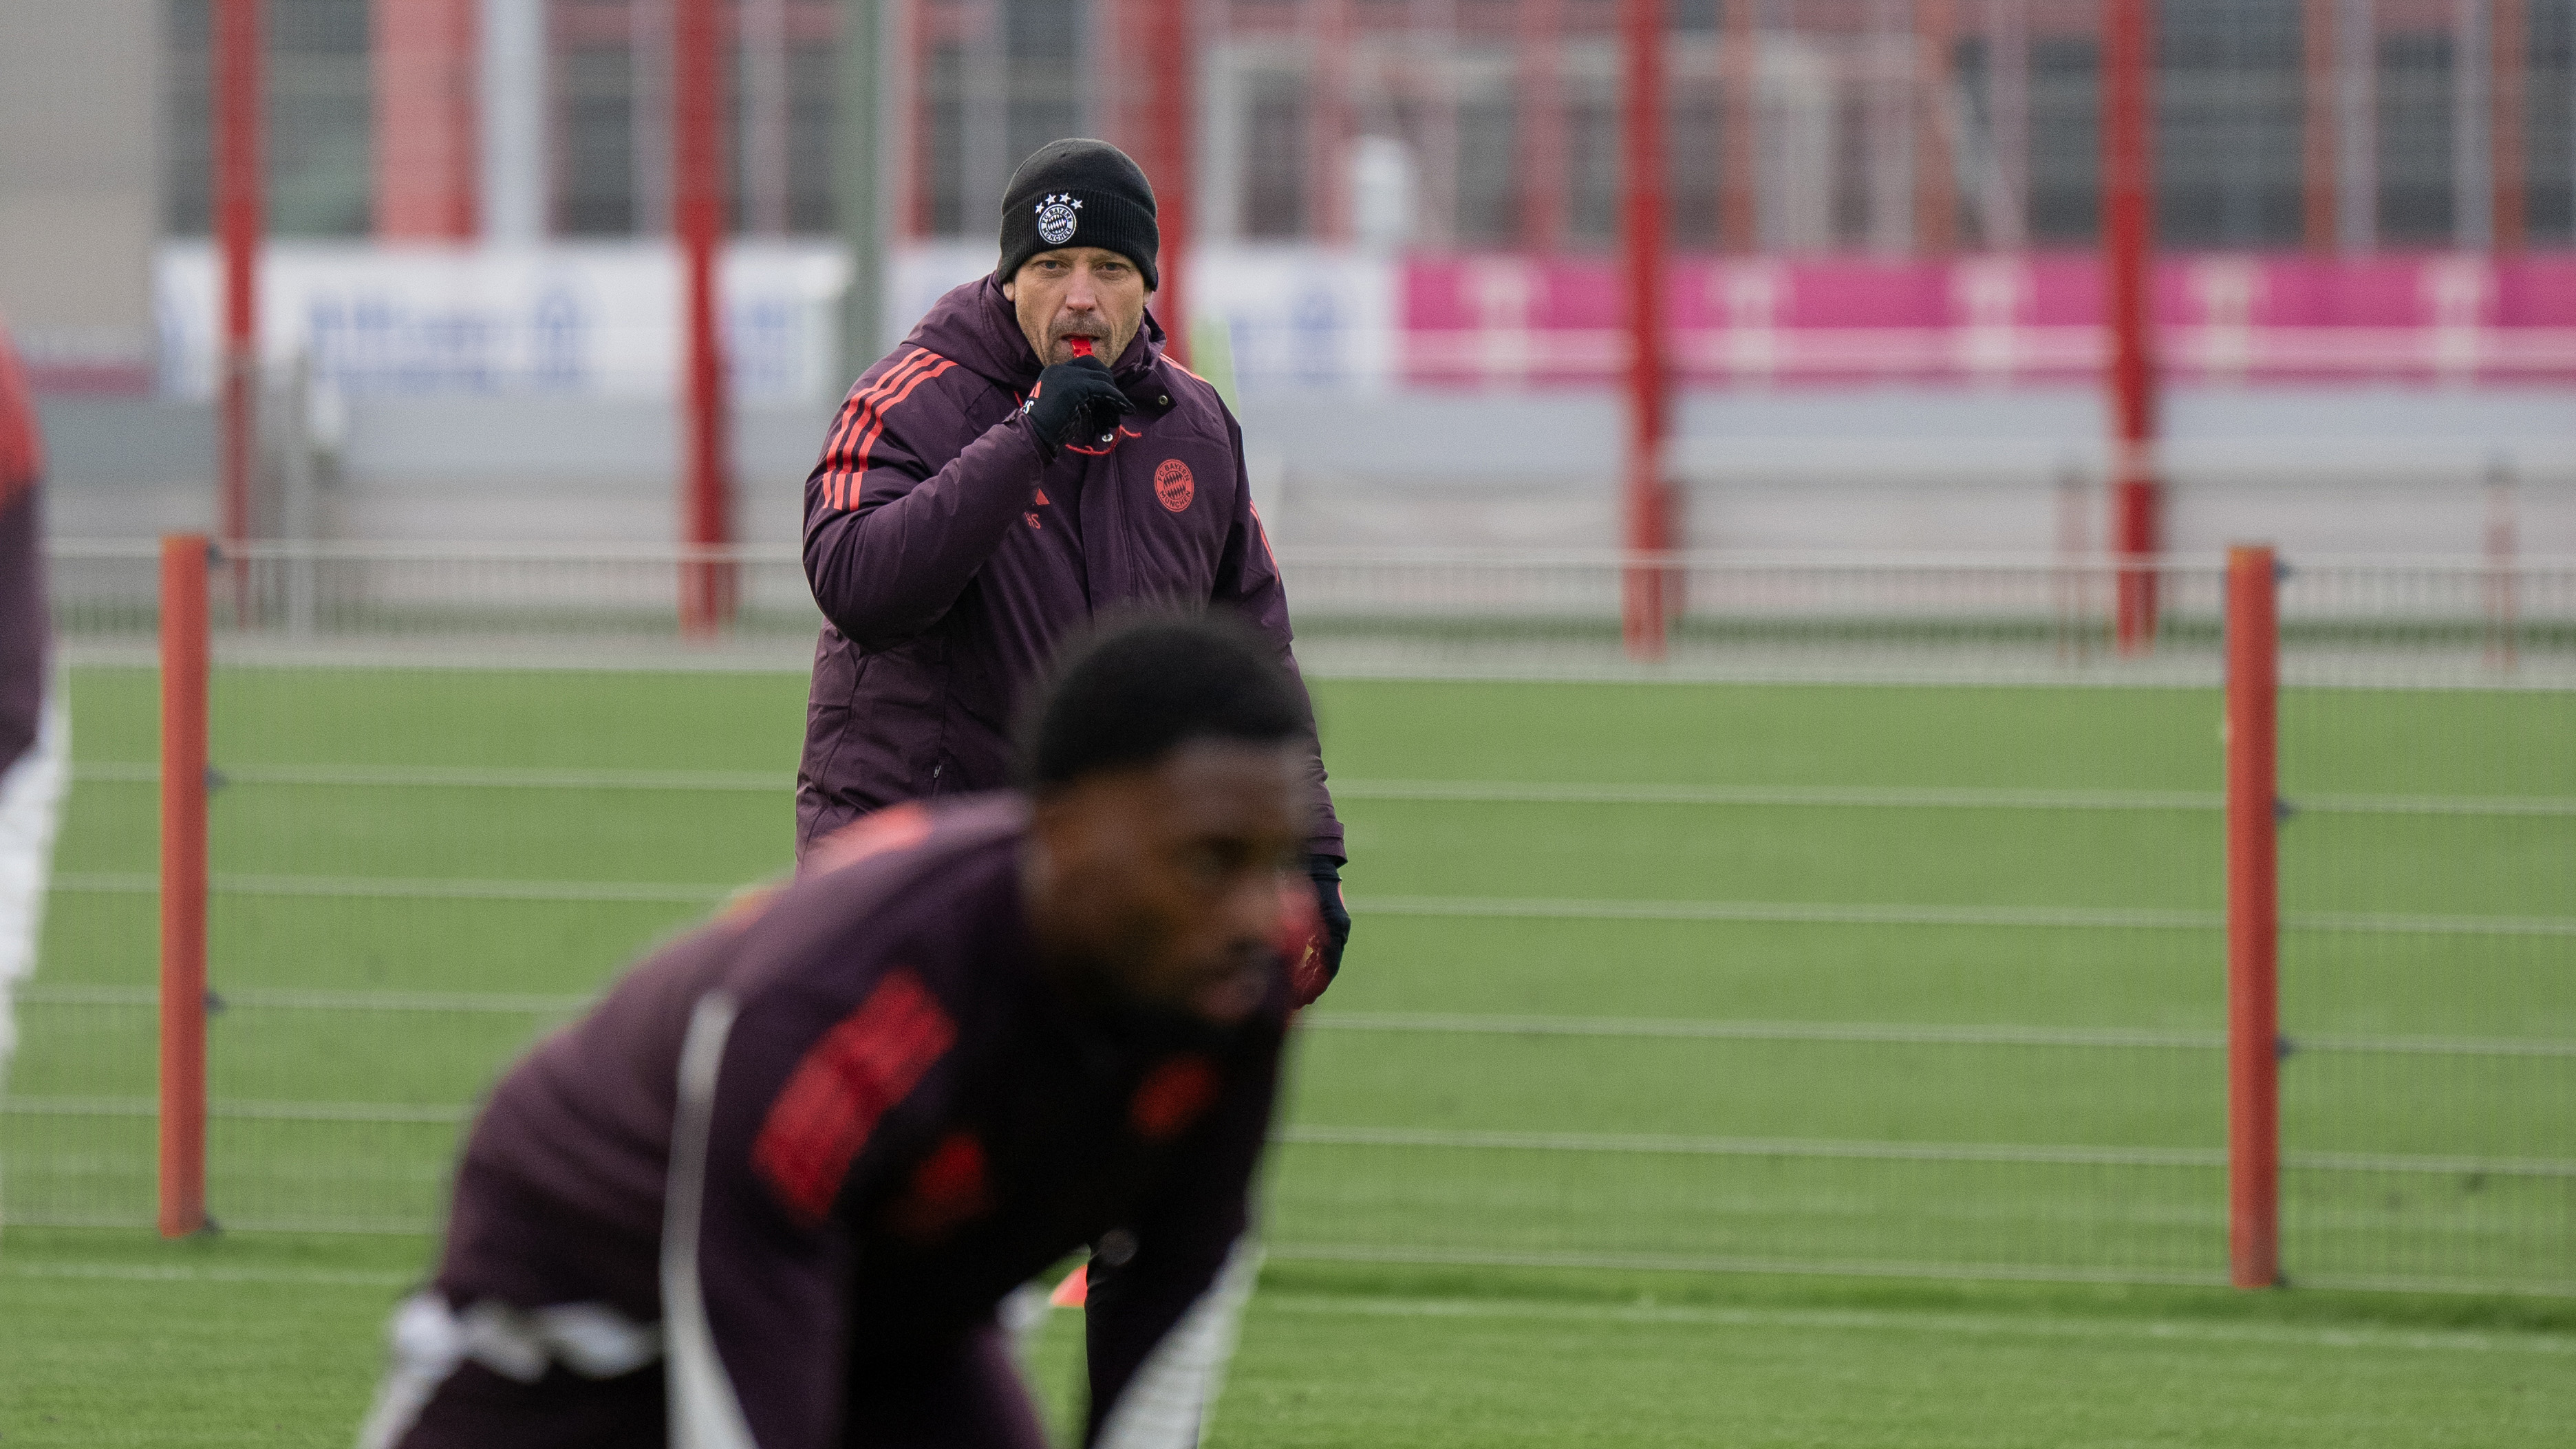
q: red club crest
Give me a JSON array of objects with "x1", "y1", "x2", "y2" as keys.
[{"x1": 1153, "y1": 458, "x2": 1194, "y2": 513}]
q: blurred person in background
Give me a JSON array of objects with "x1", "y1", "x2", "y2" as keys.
[
  {"x1": 0, "y1": 316, "x2": 65, "y2": 1106},
  {"x1": 793, "y1": 138, "x2": 1349, "y2": 999},
  {"x1": 358, "y1": 616, "x2": 1315, "y2": 1449}
]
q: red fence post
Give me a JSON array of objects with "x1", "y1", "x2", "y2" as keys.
[
  {"x1": 159, "y1": 535, "x2": 212, "y2": 1238},
  {"x1": 1620, "y1": 0, "x2": 1670, "y2": 661},
  {"x1": 2103, "y1": 0, "x2": 2160, "y2": 652},
  {"x1": 2224, "y1": 544, "x2": 2281, "y2": 1289},
  {"x1": 1141, "y1": 0, "x2": 1193, "y2": 367},
  {"x1": 675, "y1": 0, "x2": 736, "y2": 636}
]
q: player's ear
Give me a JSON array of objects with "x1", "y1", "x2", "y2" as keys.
[{"x1": 1002, "y1": 279, "x2": 1018, "y2": 303}]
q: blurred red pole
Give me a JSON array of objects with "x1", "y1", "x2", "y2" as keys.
[
  {"x1": 2103, "y1": 0, "x2": 2159, "y2": 652},
  {"x1": 371, "y1": 0, "x2": 479, "y2": 238},
  {"x1": 215, "y1": 0, "x2": 261, "y2": 557},
  {"x1": 1914, "y1": 0, "x2": 1957, "y2": 255},
  {"x1": 1514, "y1": 0, "x2": 1563, "y2": 249},
  {"x1": 2300, "y1": 0, "x2": 2336, "y2": 252},
  {"x1": 1142, "y1": 0, "x2": 1192, "y2": 365},
  {"x1": 159, "y1": 535, "x2": 211, "y2": 1239},
  {"x1": 2493, "y1": 0, "x2": 2525, "y2": 251},
  {"x1": 676, "y1": 0, "x2": 734, "y2": 634},
  {"x1": 2224, "y1": 544, "x2": 2281, "y2": 1290},
  {"x1": 1307, "y1": 0, "x2": 1351, "y2": 244},
  {"x1": 1621, "y1": 0, "x2": 1668, "y2": 660},
  {"x1": 1719, "y1": 0, "x2": 1756, "y2": 253}
]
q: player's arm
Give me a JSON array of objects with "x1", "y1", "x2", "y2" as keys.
[
  {"x1": 1082, "y1": 1025, "x2": 1285, "y2": 1449},
  {"x1": 802, "y1": 351, "x2": 1047, "y2": 650},
  {"x1": 666, "y1": 965, "x2": 960, "y2": 1449},
  {"x1": 803, "y1": 352, "x2": 1135, "y2": 651},
  {"x1": 1208, "y1": 407, "x2": 1350, "y2": 993}
]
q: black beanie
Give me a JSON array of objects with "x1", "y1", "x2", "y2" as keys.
[{"x1": 997, "y1": 139, "x2": 1160, "y2": 291}]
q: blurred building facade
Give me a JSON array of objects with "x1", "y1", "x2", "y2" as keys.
[
  {"x1": 144, "y1": 0, "x2": 2576, "y2": 253},
  {"x1": 11, "y1": 1, "x2": 2576, "y2": 554}
]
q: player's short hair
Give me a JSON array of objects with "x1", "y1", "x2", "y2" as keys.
[{"x1": 1020, "y1": 612, "x2": 1308, "y2": 791}]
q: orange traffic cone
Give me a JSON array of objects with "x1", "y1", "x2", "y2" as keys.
[{"x1": 1049, "y1": 1263, "x2": 1088, "y2": 1308}]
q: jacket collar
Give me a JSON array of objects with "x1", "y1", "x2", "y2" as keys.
[{"x1": 904, "y1": 276, "x2": 1177, "y2": 413}]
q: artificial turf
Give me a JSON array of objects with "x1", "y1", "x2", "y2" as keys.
[
  {"x1": 4, "y1": 1228, "x2": 2573, "y2": 1448},
  {"x1": 2, "y1": 666, "x2": 2570, "y2": 1442}
]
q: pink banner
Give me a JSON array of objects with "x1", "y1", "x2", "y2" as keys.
[{"x1": 1402, "y1": 252, "x2": 2576, "y2": 388}]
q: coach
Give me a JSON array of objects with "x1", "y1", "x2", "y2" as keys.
[{"x1": 795, "y1": 138, "x2": 1349, "y2": 993}]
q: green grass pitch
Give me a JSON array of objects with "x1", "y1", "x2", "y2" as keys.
[{"x1": 3, "y1": 665, "x2": 2570, "y2": 1444}]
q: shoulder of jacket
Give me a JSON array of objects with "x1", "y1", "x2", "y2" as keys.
[{"x1": 1146, "y1": 363, "x2": 1236, "y2": 445}]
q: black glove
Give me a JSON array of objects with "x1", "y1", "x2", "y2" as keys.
[
  {"x1": 1020, "y1": 357, "x2": 1135, "y2": 454},
  {"x1": 1309, "y1": 856, "x2": 1351, "y2": 987}
]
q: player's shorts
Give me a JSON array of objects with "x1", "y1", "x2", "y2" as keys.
[{"x1": 356, "y1": 1289, "x2": 1051, "y2": 1449}]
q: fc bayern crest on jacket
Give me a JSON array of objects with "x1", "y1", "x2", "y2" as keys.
[
  {"x1": 1035, "y1": 193, "x2": 1082, "y2": 246},
  {"x1": 1154, "y1": 458, "x2": 1194, "y2": 513}
]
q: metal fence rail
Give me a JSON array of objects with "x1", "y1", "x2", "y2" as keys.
[{"x1": 45, "y1": 540, "x2": 2576, "y2": 685}]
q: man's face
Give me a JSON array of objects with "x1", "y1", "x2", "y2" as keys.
[
  {"x1": 1026, "y1": 740, "x2": 1308, "y2": 1026},
  {"x1": 1003, "y1": 247, "x2": 1152, "y2": 368}
]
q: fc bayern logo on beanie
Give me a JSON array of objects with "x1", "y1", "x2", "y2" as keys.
[
  {"x1": 1035, "y1": 193, "x2": 1082, "y2": 246},
  {"x1": 998, "y1": 140, "x2": 1161, "y2": 290}
]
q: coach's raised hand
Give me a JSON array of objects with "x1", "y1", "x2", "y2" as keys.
[{"x1": 1021, "y1": 356, "x2": 1135, "y2": 454}]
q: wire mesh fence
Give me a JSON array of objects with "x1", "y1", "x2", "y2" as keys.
[{"x1": 7, "y1": 543, "x2": 2570, "y2": 1296}]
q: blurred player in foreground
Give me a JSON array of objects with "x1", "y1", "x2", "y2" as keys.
[
  {"x1": 0, "y1": 317, "x2": 65, "y2": 1111},
  {"x1": 359, "y1": 616, "x2": 1318, "y2": 1449}
]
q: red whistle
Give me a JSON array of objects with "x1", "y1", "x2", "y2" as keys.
[{"x1": 1067, "y1": 336, "x2": 1094, "y2": 358}]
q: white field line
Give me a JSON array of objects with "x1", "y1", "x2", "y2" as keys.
[
  {"x1": 64, "y1": 764, "x2": 2576, "y2": 818},
  {"x1": 0, "y1": 1260, "x2": 416, "y2": 1289},
  {"x1": 52, "y1": 872, "x2": 740, "y2": 905},
  {"x1": 1245, "y1": 1289, "x2": 2576, "y2": 1354},
  {"x1": 1277, "y1": 1126, "x2": 2576, "y2": 1179},
  {"x1": 19, "y1": 988, "x2": 2568, "y2": 1060},
  {"x1": 24, "y1": 1097, "x2": 2553, "y2": 1178},
  {"x1": 1357, "y1": 894, "x2": 2576, "y2": 938},
  {"x1": 72, "y1": 762, "x2": 788, "y2": 792},
  {"x1": 54, "y1": 874, "x2": 2562, "y2": 941},
  {"x1": 1306, "y1": 1011, "x2": 2576, "y2": 1058}
]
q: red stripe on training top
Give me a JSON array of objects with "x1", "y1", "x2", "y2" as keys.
[
  {"x1": 751, "y1": 968, "x2": 956, "y2": 1225},
  {"x1": 850, "y1": 358, "x2": 958, "y2": 476},
  {"x1": 0, "y1": 328, "x2": 41, "y2": 507},
  {"x1": 818, "y1": 350, "x2": 937, "y2": 512},
  {"x1": 815, "y1": 352, "x2": 911, "y2": 508}
]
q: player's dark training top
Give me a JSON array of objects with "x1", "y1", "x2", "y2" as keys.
[
  {"x1": 366, "y1": 795, "x2": 1288, "y2": 1449},
  {"x1": 0, "y1": 324, "x2": 45, "y2": 778}
]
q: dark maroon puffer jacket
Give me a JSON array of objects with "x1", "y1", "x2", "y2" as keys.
[
  {"x1": 0, "y1": 323, "x2": 45, "y2": 778},
  {"x1": 795, "y1": 277, "x2": 1343, "y2": 863}
]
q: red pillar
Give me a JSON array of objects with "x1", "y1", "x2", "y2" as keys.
[
  {"x1": 1308, "y1": 0, "x2": 1352, "y2": 244},
  {"x1": 1915, "y1": 0, "x2": 1958, "y2": 255},
  {"x1": 2224, "y1": 544, "x2": 2282, "y2": 1290},
  {"x1": 2103, "y1": 0, "x2": 2159, "y2": 652},
  {"x1": 2301, "y1": 0, "x2": 2336, "y2": 251},
  {"x1": 372, "y1": 0, "x2": 480, "y2": 238},
  {"x1": 1622, "y1": 0, "x2": 1670, "y2": 659},
  {"x1": 1140, "y1": 0, "x2": 1194, "y2": 365},
  {"x1": 676, "y1": 0, "x2": 734, "y2": 633},
  {"x1": 215, "y1": 0, "x2": 262, "y2": 553},
  {"x1": 158, "y1": 536, "x2": 211, "y2": 1240},
  {"x1": 2492, "y1": 0, "x2": 2526, "y2": 250},
  {"x1": 1514, "y1": 0, "x2": 1564, "y2": 250},
  {"x1": 1719, "y1": 0, "x2": 1757, "y2": 253}
]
